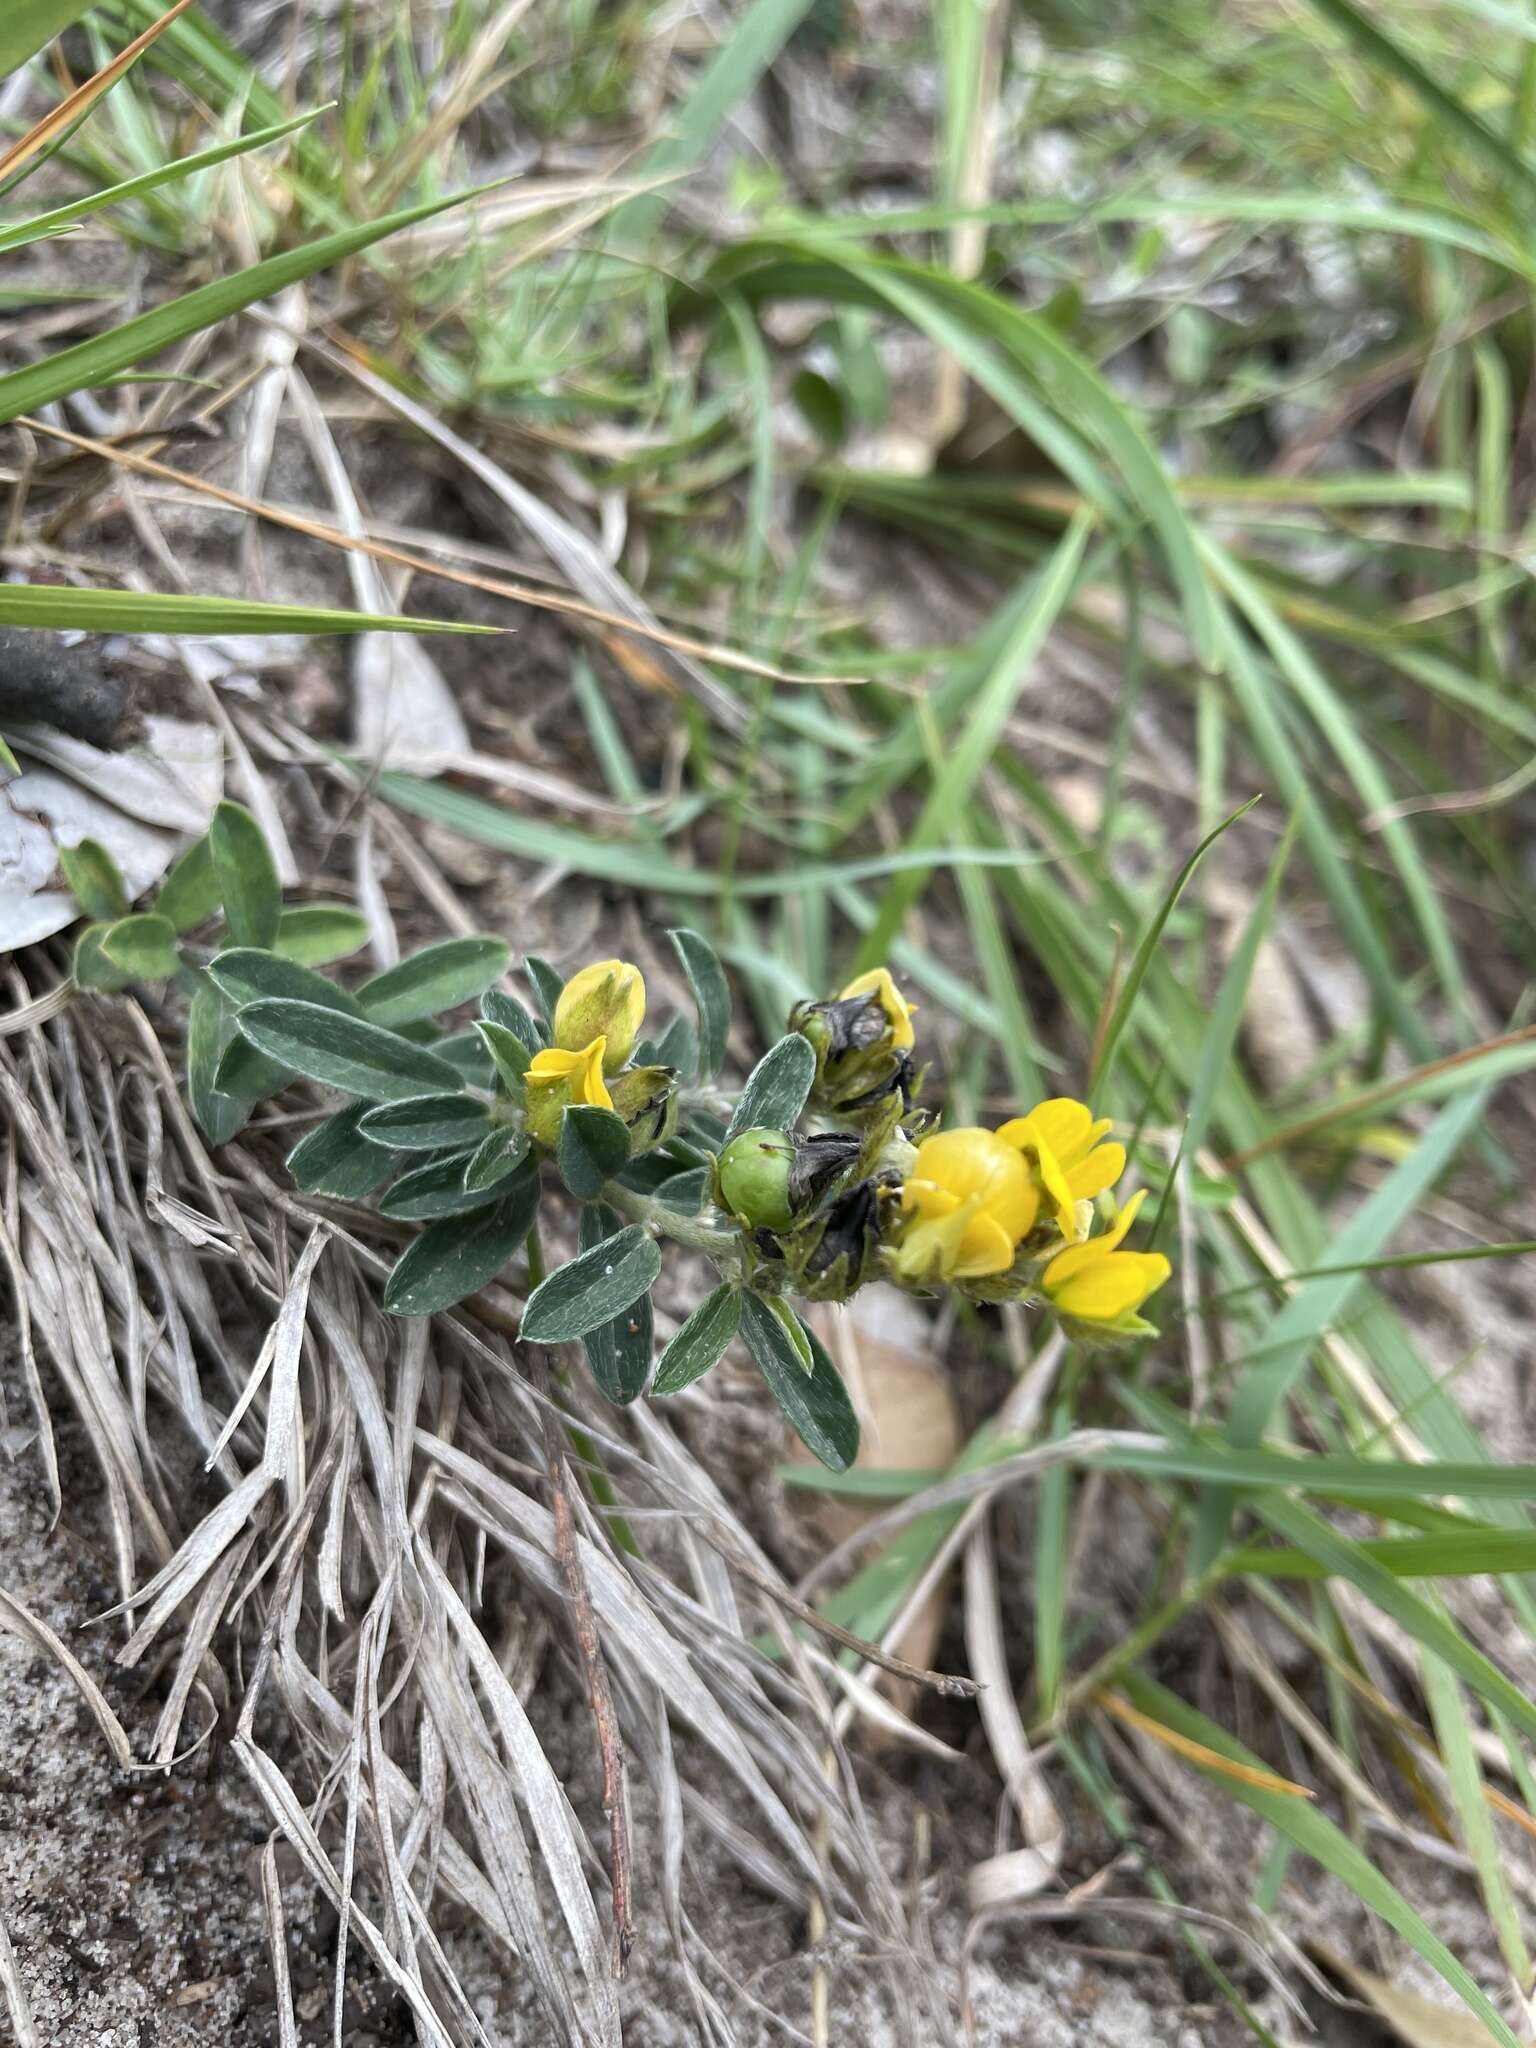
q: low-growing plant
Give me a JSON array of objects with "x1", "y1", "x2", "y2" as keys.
[{"x1": 67, "y1": 801, "x2": 1171, "y2": 1469}]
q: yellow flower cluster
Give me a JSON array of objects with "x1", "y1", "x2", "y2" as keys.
[{"x1": 891, "y1": 1096, "x2": 1168, "y2": 1329}]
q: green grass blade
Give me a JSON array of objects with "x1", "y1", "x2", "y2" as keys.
[
  {"x1": 1422, "y1": 1649, "x2": 1535, "y2": 1990},
  {"x1": 0, "y1": 107, "x2": 323, "y2": 256},
  {"x1": 1089, "y1": 793, "x2": 1261, "y2": 1099},
  {"x1": 849, "y1": 511, "x2": 1091, "y2": 973},
  {"x1": 1302, "y1": 0, "x2": 1536, "y2": 205},
  {"x1": 0, "y1": 177, "x2": 501, "y2": 424},
  {"x1": 1119, "y1": 1671, "x2": 1522, "y2": 2048},
  {"x1": 1191, "y1": 1086, "x2": 1491, "y2": 1567},
  {"x1": 0, "y1": 586, "x2": 496, "y2": 636},
  {"x1": 0, "y1": 1, "x2": 93, "y2": 79}
]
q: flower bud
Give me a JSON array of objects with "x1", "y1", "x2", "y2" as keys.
[
  {"x1": 791, "y1": 966, "x2": 920, "y2": 1118},
  {"x1": 553, "y1": 959, "x2": 645, "y2": 1072},
  {"x1": 716, "y1": 1127, "x2": 797, "y2": 1232},
  {"x1": 606, "y1": 1064, "x2": 678, "y2": 1152}
]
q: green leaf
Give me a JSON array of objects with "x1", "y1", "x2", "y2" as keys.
[
  {"x1": 649, "y1": 1012, "x2": 698, "y2": 1082},
  {"x1": 0, "y1": 733, "x2": 18, "y2": 775},
  {"x1": 274, "y1": 904, "x2": 371, "y2": 966},
  {"x1": 1119, "y1": 1672, "x2": 1522, "y2": 2048},
  {"x1": 234, "y1": 1000, "x2": 463, "y2": 1102},
  {"x1": 358, "y1": 1094, "x2": 492, "y2": 1153},
  {"x1": 382, "y1": 1164, "x2": 540, "y2": 1317},
  {"x1": 1255, "y1": 1493, "x2": 1536, "y2": 1750},
  {"x1": 474, "y1": 1019, "x2": 531, "y2": 1099},
  {"x1": 377, "y1": 1151, "x2": 494, "y2": 1220},
  {"x1": 0, "y1": 178, "x2": 504, "y2": 426},
  {"x1": 482, "y1": 988, "x2": 544, "y2": 1050},
  {"x1": 356, "y1": 936, "x2": 512, "y2": 1029},
  {"x1": 653, "y1": 1165, "x2": 710, "y2": 1214},
  {"x1": 768, "y1": 1293, "x2": 815, "y2": 1374},
  {"x1": 72, "y1": 921, "x2": 135, "y2": 991},
  {"x1": 724, "y1": 1033, "x2": 817, "y2": 1140},
  {"x1": 652, "y1": 1284, "x2": 742, "y2": 1396},
  {"x1": 463, "y1": 1123, "x2": 531, "y2": 1193},
  {"x1": 186, "y1": 984, "x2": 249, "y2": 1145},
  {"x1": 209, "y1": 801, "x2": 280, "y2": 949},
  {"x1": 613, "y1": 0, "x2": 821, "y2": 243},
  {"x1": 0, "y1": 1, "x2": 93, "y2": 81},
  {"x1": 576, "y1": 1206, "x2": 653, "y2": 1403},
  {"x1": 668, "y1": 928, "x2": 731, "y2": 1076},
  {"x1": 287, "y1": 1104, "x2": 394, "y2": 1199},
  {"x1": 207, "y1": 946, "x2": 360, "y2": 1016},
  {"x1": 0, "y1": 584, "x2": 497, "y2": 637},
  {"x1": 523, "y1": 955, "x2": 564, "y2": 1024},
  {"x1": 1085, "y1": 1431, "x2": 1536, "y2": 1503},
  {"x1": 558, "y1": 1104, "x2": 630, "y2": 1201},
  {"x1": 57, "y1": 837, "x2": 127, "y2": 920},
  {"x1": 433, "y1": 1031, "x2": 495, "y2": 1089},
  {"x1": 98, "y1": 912, "x2": 178, "y2": 980},
  {"x1": 1422, "y1": 1650, "x2": 1533, "y2": 1990},
  {"x1": 1191, "y1": 1087, "x2": 1491, "y2": 1570},
  {"x1": 154, "y1": 834, "x2": 221, "y2": 933},
  {"x1": 739, "y1": 1297, "x2": 859, "y2": 1472},
  {"x1": 212, "y1": 1036, "x2": 291, "y2": 1105},
  {"x1": 520, "y1": 1224, "x2": 661, "y2": 1344}
]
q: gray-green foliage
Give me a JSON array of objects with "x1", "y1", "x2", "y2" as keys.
[{"x1": 60, "y1": 811, "x2": 860, "y2": 1467}]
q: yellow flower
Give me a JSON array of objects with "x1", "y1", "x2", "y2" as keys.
[
  {"x1": 837, "y1": 967, "x2": 916, "y2": 1051},
  {"x1": 524, "y1": 1037, "x2": 612, "y2": 1144},
  {"x1": 553, "y1": 959, "x2": 645, "y2": 1072},
  {"x1": 1040, "y1": 1189, "x2": 1170, "y2": 1327},
  {"x1": 891, "y1": 1127, "x2": 1038, "y2": 1284},
  {"x1": 998, "y1": 1097, "x2": 1125, "y2": 1243}
]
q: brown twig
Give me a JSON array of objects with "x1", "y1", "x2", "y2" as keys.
[
  {"x1": 535, "y1": 1352, "x2": 635, "y2": 1975},
  {"x1": 701, "y1": 1524, "x2": 980, "y2": 1699}
]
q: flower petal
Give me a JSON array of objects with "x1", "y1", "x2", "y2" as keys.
[
  {"x1": 952, "y1": 1210, "x2": 1018, "y2": 1279},
  {"x1": 1064, "y1": 1141, "x2": 1125, "y2": 1201},
  {"x1": 839, "y1": 966, "x2": 916, "y2": 1049},
  {"x1": 1053, "y1": 1251, "x2": 1170, "y2": 1322}
]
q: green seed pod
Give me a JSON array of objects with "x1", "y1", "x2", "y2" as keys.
[{"x1": 717, "y1": 1127, "x2": 797, "y2": 1232}]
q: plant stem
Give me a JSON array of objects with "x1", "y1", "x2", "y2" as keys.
[
  {"x1": 1034, "y1": 1563, "x2": 1228, "y2": 1741},
  {"x1": 601, "y1": 1177, "x2": 741, "y2": 1265}
]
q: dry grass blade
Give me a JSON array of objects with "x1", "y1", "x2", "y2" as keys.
[
  {"x1": 19, "y1": 414, "x2": 861, "y2": 696},
  {"x1": 1095, "y1": 1691, "x2": 1316, "y2": 1800},
  {"x1": 259, "y1": 1839, "x2": 300, "y2": 2048},
  {"x1": 0, "y1": 1585, "x2": 136, "y2": 1767},
  {"x1": 0, "y1": 0, "x2": 197, "y2": 186},
  {"x1": 962, "y1": 1516, "x2": 1063, "y2": 1899},
  {"x1": 537, "y1": 1359, "x2": 636, "y2": 1977},
  {"x1": 0, "y1": 1907, "x2": 37, "y2": 2048}
]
